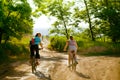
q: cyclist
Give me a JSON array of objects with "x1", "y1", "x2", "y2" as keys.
[
  {"x1": 64, "y1": 36, "x2": 78, "y2": 66},
  {"x1": 30, "y1": 33, "x2": 43, "y2": 65}
]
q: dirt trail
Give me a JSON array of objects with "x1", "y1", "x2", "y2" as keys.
[{"x1": 0, "y1": 41, "x2": 120, "y2": 80}]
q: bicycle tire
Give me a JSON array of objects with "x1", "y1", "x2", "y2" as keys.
[
  {"x1": 68, "y1": 51, "x2": 77, "y2": 71},
  {"x1": 32, "y1": 57, "x2": 37, "y2": 73}
]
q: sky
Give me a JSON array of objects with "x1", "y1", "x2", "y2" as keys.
[
  {"x1": 27, "y1": 0, "x2": 51, "y2": 36},
  {"x1": 32, "y1": 15, "x2": 52, "y2": 36}
]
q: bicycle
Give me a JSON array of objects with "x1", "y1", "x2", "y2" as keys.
[
  {"x1": 31, "y1": 48, "x2": 42, "y2": 73},
  {"x1": 68, "y1": 50, "x2": 78, "y2": 71},
  {"x1": 31, "y1": 55, "x2": 37, "y2": 73}
]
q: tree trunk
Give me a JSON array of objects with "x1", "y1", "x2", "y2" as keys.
[
  {"x1": 105, "y1": 0, "x2": 108, "y2": 7},
  {"x1": 63, "y1": 21, "x2": 69, "y2": 39},
  {"x1": 4, "y1": 36, "x2": 9, "y2": 44},
  {"x1": 83, "y1": 0, "x2": 95, "y2": 41},
  {"x1": 59, "y1": 8, "x2": 69, "y2": 39}
]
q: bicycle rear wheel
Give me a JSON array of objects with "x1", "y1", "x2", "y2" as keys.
[{"x1": 32, "y1": 57, "x2": 37, "y2": 73}]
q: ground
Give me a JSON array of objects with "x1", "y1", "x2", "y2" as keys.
[{"x1": 0, "y1": 42, "x2": 120, "y2": 80}]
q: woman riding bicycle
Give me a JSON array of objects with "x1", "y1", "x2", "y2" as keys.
[
  {"x1": 30, "y1": 33, "x2": 43, "y2": 65},
  {"x1": 64, "y1": 36, "x2": 78, "y2": 66}
]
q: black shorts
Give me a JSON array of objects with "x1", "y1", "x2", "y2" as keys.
[{"x1": 30, "y1": 44, "x2": 40, "y2": 59}]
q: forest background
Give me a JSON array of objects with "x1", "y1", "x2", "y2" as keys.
[{"x1": 0, "y1": 0, "x2": 120, "y2": 64}]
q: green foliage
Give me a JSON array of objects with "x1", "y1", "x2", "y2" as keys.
[
  {"x1": 48, "y1": 0, "x2": 74, "y2": 38},
  {"x1": 33, "y1": 0, "x2": 75, "y2": 39},
  {"x1": 33, "y1": 0, "x2": 120, "y2": 42},
  {"x1": 71, "y1": 0, "x2": 120, "y2": 42},
  {"x1": 48, "y1": 36, "x2": 66, "y2": 52},
  {"x1": 87, "y1": 0, "x2": 120, "y2": 42},
  {"x1": 97, "y1": 7, "x2": 120, "y2": 42},
  {"x1": 0, "y1": 35, "x2": 30, "y2": 64},
  {"x1": 0, "y1": 0, "x2": 33, "y2": 43},
  {"x1": 83, "y1": 50, "x2": 117, "y2": 56},
  {"x1": 1, "y1": 43, "x2": 29, "y2": 56},
  {"x1": 48, "y1": 35, "x2": 84, "y2": 52},
  {"x1": 48, "y1": 35, "x2": 120, "y2": 57},
  {"x1": 80, "y1": 41, "x2": 120, "y2": 56}
]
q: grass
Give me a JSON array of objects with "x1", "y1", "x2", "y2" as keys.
[
  {"x1": 79, "y1": 42, "x2": 120, "y2": 57},
  {"x1": 48, "y1": 36, "x2": 120, "y2": 57},
  {"x1": 1, "y1": 35, "x2": 120, "y2": 64},
  {"x1": 83, "y1": 50, "x2": 120, "y2": 57},
  {"x1": 0, "y1": 35, "x2": 31, "y2": 64}
]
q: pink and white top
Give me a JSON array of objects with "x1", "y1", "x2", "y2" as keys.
[{"x1": 68, "y1": 40, "x2": 77, "y2": 51}]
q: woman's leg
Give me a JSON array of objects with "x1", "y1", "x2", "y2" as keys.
[
  {"x1": 30, "y1": 45, "x2": 34, "y2": 64},
  {"x1": 34, "y1": 45, "x2": 40, "y2": 65},
  {"x1": 68, "y1": 52, "x2": 71, "y2": 66},
  {"x1": 31, "y1": 46, "x2": 35, "y2": 57},
  {"x1": 70, "y1": 50, "x2": 78, "y2": 64},
  {"x1": 74, "y1": 50, "x2": 78, "y2": 64},
  {"x1": 68, "y1": 50, "x2": 73, "y2": 66},
  {"x1": 34, "y1": 45, "x2": 40, "y2": 59}
]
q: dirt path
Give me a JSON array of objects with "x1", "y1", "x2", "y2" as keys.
[{"x1": 0, "y1": 41, "x2": 120, "y2": 80}]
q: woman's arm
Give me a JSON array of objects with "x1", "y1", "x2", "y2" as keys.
[
  {"x1": 39, "y1": 38, "x2": 43, "y2": 49},
  {"x1": 75, "y1": 41, "x2": 78, "y2": 50},
  {"x1": 40, "y1": 42, "x2": 43, "y2": 49},
  {"x1": 64, "y1": 40, "x2": 69, "y2": 51}
]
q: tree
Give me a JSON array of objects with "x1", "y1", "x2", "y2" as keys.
[
  {"x1": 89, "y1": 0, "x2": 120, "y2": 42},
  {"x1": 33, "y1": 0, "x2": 75, "y2": 39},
  {"x1": 83, "y1": 0, "x2": 95, "y2": 41},
  {"x1": 0, "y1": 0, "x2": 33, "y2": 43},
  {"x1": 49, "y1": 0, "x2": 75, "y2": 39},
  {"x1": 72, "y1": 0, "x2": 96, "y2": 41},
  {"x1": 74, "y1": 0, "x2": 120, "y2": 42}
]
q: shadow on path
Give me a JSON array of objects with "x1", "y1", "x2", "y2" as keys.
[
  {"x1": 75, "y1": 71, "x2": 90, "y2": 79},
  {"x1": 34, "y1": 71, "x2": 51, "y2": 80},
  {"x1": 0, "y1": 63, "x2": 29, "y2": 80},
  {"x1": 40, "y1": 56, "x2": 67, "y2": 62}
]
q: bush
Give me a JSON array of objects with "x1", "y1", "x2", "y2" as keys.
[
  {"x1": 80, "y1": 41, "x2": 120, "y2": 56},
  {"x1": 0, "y1": 36, "x2": 30, "y2": 64},
  {"x1": 48, "y1": 36, "x2": 66, "y2": 52},
  {"x1": 48, "y1": 36, "x2": 120, "y2": 56}
]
